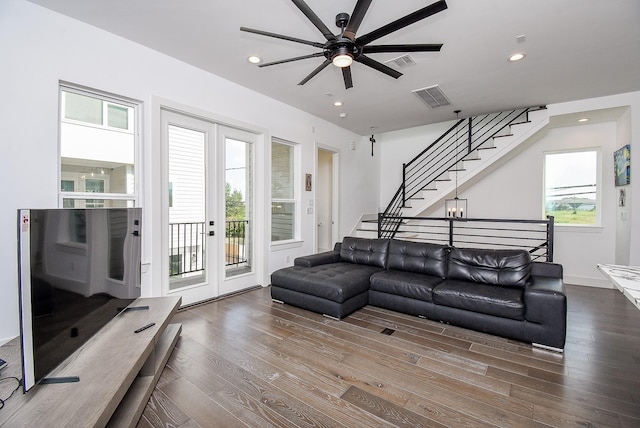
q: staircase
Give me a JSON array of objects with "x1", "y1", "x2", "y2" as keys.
[{"x1": 355, "y1": 107, "x2": 550, "y2": 238}]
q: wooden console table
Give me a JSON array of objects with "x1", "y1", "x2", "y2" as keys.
[
  {"x1": 0, "y1": 296, "x2": 181, "y2": 427},
  {"x1": 598, "y1": 264, "x2": 640, "y2": 310}
]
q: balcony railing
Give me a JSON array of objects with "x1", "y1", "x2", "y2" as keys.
[
  {"x1": 169, "y1": 222, "x2": 205, "y2": 277},
  {"x1": 226, "y1": 220, "x2": 249, "y2": 267},
  {"x1": 169, "y1": 220, "x2": 249, "y2": 277}
]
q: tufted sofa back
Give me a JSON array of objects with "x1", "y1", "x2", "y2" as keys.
[
  {"x1": 447, "y1": 247, "x2": 531, "y2": 288},
  {"x1": 387, "y1": 239, "x2": 449, "y2": 278},
  {"x1": 340, "y1": 237, "x2": 389, "y2": 268}
]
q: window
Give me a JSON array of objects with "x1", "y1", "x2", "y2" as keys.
[
  {"x1": 59, "y1": 84, "x2": 139, "y2": 208},
  {"x1": 544, "y1": 149, "x2": 599, "y2": 225},
  {"x1": 271, "y1": 140, "x2": 298, "y2": 242}
]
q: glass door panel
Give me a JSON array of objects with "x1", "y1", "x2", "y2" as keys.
[
  {"x1": 225, "y1": 137, "x2": 252, "y2": 277},
  {"x1": 219, "y1": 126, "x2": 259, "y2": 295},
  {"x1": 162, "y1": 110, "x2": 218, "y2": 305}
]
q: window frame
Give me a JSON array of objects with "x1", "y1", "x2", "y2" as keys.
[
  {"x1": 271, "y1": 138, "x2": 301, "y2": 245},
  {"x1": 543, "y1": 147, "x2": 601, "y2": 227},
  {"x1": 58, "y1": 82, "x2": 141, "y2": 208}
]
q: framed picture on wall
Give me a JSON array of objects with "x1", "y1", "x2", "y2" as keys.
[{"x1": 614, "y1": 144, "x2": 631, "y2": 186}]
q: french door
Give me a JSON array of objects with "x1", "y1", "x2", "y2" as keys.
[{"x1": 161, "y1": 109, "x2": 259, "y2": 305}]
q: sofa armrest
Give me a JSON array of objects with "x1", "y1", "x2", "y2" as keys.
[
  {"x1": 530, "y1": 261, "x2": 563, "y2": 278},
  {"x1": 524, "y1": 276, "x2": 566, "y2": 325},
  {"x1": 294, "y1": 250, "x2": 341, "y2": 267}
]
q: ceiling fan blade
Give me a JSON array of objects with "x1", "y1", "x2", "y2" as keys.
[
  {"x1": 356, "y1": 55, "x2": 403, "y2": 79},
  {"x1": 344, "y1": 0, "x2": 373, "y2": 41},
  {"x1": 298, "y1": 59, "x2": 332, "y2": 85},
  {"x1": 363, "y1": 44, "x2": 443, "y2": 54},
  {"x1": 342, "y1": 67, "x2": 353, "y2": 89},
  {"x1": 259, "y1": 52, "x2": 326, "y2": 67},
  {"x1": 356, "y1": 0, "x2": 448, "y2": 46},
  {"x1": 291, "y1": 0, "x2": 337, "y2": 41},
  {"x1": 240, "y1": 27, "x2": 324, "y2": 48}
]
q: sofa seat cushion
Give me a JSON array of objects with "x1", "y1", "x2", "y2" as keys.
[
  {"x1": 447, "y1": 247, "x2": 531, "y2": 288},
  {"x1": 433, "y1": 280, "x2": 525, "y2": 320},
  {"x1": 370, "y1": 270, "x2": 444, "y2": 303},
  {"x1": 387, "y1": 240, "x2": 449, "y2": 278},
  {"x1": 271, "y1": 262, "x2": 381, "y2": 303}
]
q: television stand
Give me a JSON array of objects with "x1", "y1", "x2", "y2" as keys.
[{"x1": 0, "y1": 296, "x2": 181, "y2": 427}]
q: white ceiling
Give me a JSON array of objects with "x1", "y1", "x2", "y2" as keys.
[{"x1": 27, "y1": 0, "x2": 640, "y2": 135}]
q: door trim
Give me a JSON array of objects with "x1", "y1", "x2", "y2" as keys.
[
  {"x1": 151, "y1": 97, "x2": 269, "y2": 304},
  {"x1": 315, "y1": 144, "x2": 340, "y2": 253}
]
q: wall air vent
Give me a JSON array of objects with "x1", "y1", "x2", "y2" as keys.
[
  {"x1": 385, "y1": 54, "x2": 416, "y2": 69},
  {"x1": 412, "y1": 85, "x2": 452, "y2": 109}
]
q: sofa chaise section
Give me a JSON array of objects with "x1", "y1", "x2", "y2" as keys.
[{"x1": 271, "y1": 238, "x2": 388, "y2": 319}]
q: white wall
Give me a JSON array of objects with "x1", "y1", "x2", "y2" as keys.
[
  {"x1": 0, "y1": 0, "x2": 375, "y2": 342},
  {"x1": 378, "y1": 92, "x2": 640, "y2": 287}
]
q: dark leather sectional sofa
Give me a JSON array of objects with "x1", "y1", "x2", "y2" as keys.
[{"x1": 271, "y1": 236, "x2": 567, "y2": 350}]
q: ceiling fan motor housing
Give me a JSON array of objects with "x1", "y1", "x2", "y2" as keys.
[{"x1": 326, "y1": 39, "x2": 360, "y2": 61}]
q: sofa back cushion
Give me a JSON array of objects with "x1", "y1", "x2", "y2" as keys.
[
  {"x1": 447, "y1": 247, "x2": 531, "y2": 288},
  {"x1": 340, "y1": 237, "x2": 389, "y2": 268},
  {"x1": 387, "y1": 240, "x2": 449, "y2": 278}
]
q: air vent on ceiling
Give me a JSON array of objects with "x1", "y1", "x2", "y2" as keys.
[
  {"x1": 385, "y1": 54, "x2": 416, "y2": 70},
  {"x1": 412, "y1": 85, "x2": 452, "y2": 109}
]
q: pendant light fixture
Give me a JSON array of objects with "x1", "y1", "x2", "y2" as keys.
[{"x1": 445, "y1": 110, "x2": 467, "y2": 219}]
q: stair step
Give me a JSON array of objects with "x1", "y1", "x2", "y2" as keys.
[{"x1": 493, "y1": 133, "x2": 514, "y2": 139}]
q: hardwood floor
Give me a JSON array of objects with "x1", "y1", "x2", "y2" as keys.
[{"x1": 137, "y1": 285, "x2": 640, "y2": 427}]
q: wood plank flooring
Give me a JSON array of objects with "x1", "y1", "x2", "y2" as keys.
[{"x1": 137, "y1": 285, "x2": 640, "y2": 427}]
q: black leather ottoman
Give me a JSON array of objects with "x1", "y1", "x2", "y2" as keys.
[{"x1": 270, "y1": 262, "x2": 382, "y2": 319}]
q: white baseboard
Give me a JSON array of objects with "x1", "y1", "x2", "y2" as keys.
[
  {"x1": 0, "y1": 335, "x2": 18, "y2": 347},
  {"x1": 564, "y1": 275, "x2": 614, "y2": 289}
]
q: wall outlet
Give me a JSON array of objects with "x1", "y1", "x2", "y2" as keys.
[{"x1": 285, "y1": 255, "x2": 290, "y2": 263}]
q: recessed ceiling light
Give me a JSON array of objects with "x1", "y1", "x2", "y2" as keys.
[
  {"x1": 578, "y1": 118, "x2": 590, "y2": 123},
  {"x1": 334, "y1": 101, "x2": 343, "y2": 107},
  {"x1": 247, "y1": 56, "x2": 262, "y2": 64},
  {"x1": 508, "y1": 52, "x2": 526, "y2": 62}
]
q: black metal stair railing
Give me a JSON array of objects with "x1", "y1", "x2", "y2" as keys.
[
  {"x1": 379, "y1": 107, "x2": 543, "y2": 239},
  {"x1": 377, "y1": 215, "x2": 555, "y2": 262}
]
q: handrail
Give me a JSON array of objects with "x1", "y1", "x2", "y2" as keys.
[{"x1": 380, "y1": 107, "x2": 544, "y2": 238}]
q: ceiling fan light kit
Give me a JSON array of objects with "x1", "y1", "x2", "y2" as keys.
[{"x1": 241, "y1": 0, "x2": 447, "y2": 89}]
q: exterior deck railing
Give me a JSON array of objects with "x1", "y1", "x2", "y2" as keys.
[
  {"x1": 169, "y1": 220, "x2": 249, "y2": 277},
  {"x1": 225, "y1": 220, "x2": 249, "y2": 267}
]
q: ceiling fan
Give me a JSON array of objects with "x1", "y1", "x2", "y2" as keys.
[{"x1": 240, "y1": 0, "x2": 447, "y2": 89}]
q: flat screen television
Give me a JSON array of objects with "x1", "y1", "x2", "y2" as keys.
[{"x1": 17, "y1": 208, "x2": 142, "y2": 392}]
